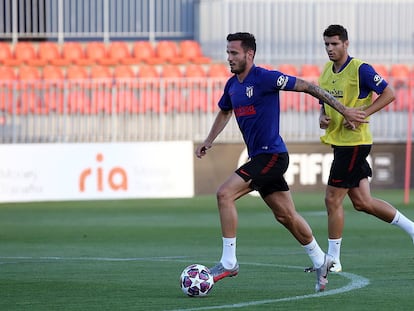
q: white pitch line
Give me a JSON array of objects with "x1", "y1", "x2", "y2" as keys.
[
  {"x1": 0, "y1": 256, "x2": 369, "y2": 310},
  {"x1": 167, "y1": 262, "x2": 370, "y2": 311}
]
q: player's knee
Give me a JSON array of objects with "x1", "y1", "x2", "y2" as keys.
[{"x1": 216, "y1": 186, "x2": 232, "y2": 204}]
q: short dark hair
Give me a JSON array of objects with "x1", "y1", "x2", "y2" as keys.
[
  {"x1": 227, "y1": 32, "x2": 256, "y2": 54},
  {"x1": 323, "y1": 24, "x2": 348, "y2": 42}
]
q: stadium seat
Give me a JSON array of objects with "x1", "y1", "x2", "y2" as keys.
[
  {"x1": 0, "y1": 66, "x2": 17, "y2": 87},
  {"x1": 207, "y1": 63, "x2": 230, "y2": 77},
  {"x1": 277, "y1": 64, "x2": 299, "y2": 76},
  {"x1": 114, "y1": 65, "x2": 136, "y2": 88},
  {"x1": 28, "y1": 42, "x2": 60, "y2": 66},
  {"x1": 161, "y1": 64, "x2": 183, "y2": 78},
  {"x1": 179, "y1": 40, "x2": 211, "y2": 64},
  {"x1": 66, "y1": 66, "x2": 90, "y2": 89},
  {"x1": 75, "y1": 41, "x2": 107, "y2": 66},
  {"x1": 90, "y1": 65, "x2": 113, "y2": 88},
  {"x1": 372, "y1": 64, "x2": 389, "y2": 80},
  {"x1": 137, "y1": 64, "x2": 160, "y2": 78},
  {"x1": 13, "y1": 42, "x2": 38, "y2": 66},
  {"x1": 300, "y1": 64, "x2": 320, "y2": 82},
  {"x1": 121, "y1": 41, "x2": 163, "y2": 65},
  {"x1": 390, "y1": 64, "x2": 410, "y2": 88},
  {"x1": 156, "y1": 40, "x2": 186, "y2": 64},
  {"x1": 42, "y1": 65, "x2": 65, "y2": 89},
  {"x1": 66, "y1": 65, "x2": 89, "y2": 80},
  {"x1": 0, "y1": 42, "x2": 17, "y2": 65},
  {"x1": 184, "y1": 64, "x2": 207, "y2": 78},
  {"x1": 99, "y1": 41, "x2": 131, "y2": 66},
  {"x1": 18, "y1": 66, "x2": 41, "y2": 91},
  {"x1": 61, "y1": 42, "x2": 86, "y2": 65}
]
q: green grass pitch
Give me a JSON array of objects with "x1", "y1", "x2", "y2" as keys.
[{"x1": 1, "y1": 190, "x2": 413, "y2": 310}]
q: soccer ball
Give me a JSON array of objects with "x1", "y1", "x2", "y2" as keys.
[{"x1": 179, "y1": 264, "x2": 214, "y2": 297}]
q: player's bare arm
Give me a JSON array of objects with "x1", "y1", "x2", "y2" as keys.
[
  {"x1": 364, "y1": 86, "x2": 395, "y2": 117},
  {"x1": 195, "y1": 109, "x2": 233, "y2": 158},
  {"x1": 293, "y1": 78, "x2": 367, "y2": 127}
]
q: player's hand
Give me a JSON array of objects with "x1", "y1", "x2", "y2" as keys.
[
  {"x1": 343, "y1": 119, "x2": 361, "y2": 130},
  {"x1": 319, "y1": 114, "x2": 331, "y2": 129},
  {"x1": 343, "y1": 107, "x2": 367, "y2": 130},
  {"x1": 195, "y1": 142, "x2": 212, "y2": 158}
]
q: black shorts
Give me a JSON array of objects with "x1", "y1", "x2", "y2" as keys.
[
  {"x1": 328, "y1": 145, "x2": 372, "y2": 188},
  {"x1": 235, "y1": 152, "x2": 289, "y2": 198}
]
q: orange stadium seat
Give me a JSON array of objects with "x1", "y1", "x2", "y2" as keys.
[
  {"x1": 14, "y1": 42, "x2": 38, "y2": 65},
  {"x1": 114, "y1": 65, "x2": 136, "y2": 88},
  {"x1": 74, "y1": 41, "x2": 107, "y2": 66},
  {"x1": 90, "y1": 65, "x2": 113, "y2": 88},
  {"x1": 161, "y1": 64, "x2": 183, "y2": 78},
  {"x1": 300, "y1": 64, "x2": 320, "y2": 83},
  {"x1": 390, "y1": 64, "x2": 411, "y2": 88},
  {"x1": 184, "y1": 64, "x2": 206, "y2": 78},
  {"x1": 207, "y1": 63, "x2": 230, "y2": 77},
  {"x1": 42, "y1": 65, "x2": 65, "y2": 89},
  {"x1": 277, "y1": 64, "x2": 298, "y2": 76},
  {"x1": 137, "y1": 64, "x2": 160, "y2": 78},
  {"x1": 179, "y1": 40, "x2": 211, "y2": 64},
  {"x1": 99, "y1": 41, "x2": 131, "y2": 66},
  {"x1": 61, "y1": 42, "x2": 86, "y2": 65},
  {"x1": 0, "y1": 66, "x2": 17, "y2": 87},
  {"x1": 66, "y1": 65, "x2": 89, "y2": 80},
  {"x1": 122, "y1": 41, "x2": 162, "y2": 65},
  {"x1": 0, "y1": 42, "x2": 16, "y2": 65},
  {"x1": 30, "y1": 42, "x2": 61, "y2": 66},
  {"x1": 66, "y1": 65, "x2": 90, "y2": 89},
  {"x1": 18, "y1": 66, "x2": 41, "y2": 90},
  {"x1": 156, "y1": 40, "x2": 186, "y2": 64},
  {"x1": 114, "y1": 65, "x2": 135, "y2": 79},
  {"x1": 372, "y1": 64, "x2": 389, "y2": 80}
]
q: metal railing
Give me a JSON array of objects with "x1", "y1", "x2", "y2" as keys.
[{"x1": 0, "y1": 77, "x2": 413, "y2": 144}]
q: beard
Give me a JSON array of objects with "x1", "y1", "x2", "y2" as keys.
[{"x1": 230, "y1": 58, "x2": 247, "y2": 74}]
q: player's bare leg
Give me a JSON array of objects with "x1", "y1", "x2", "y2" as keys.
[
  {"x1": 264, "y1": 191, "x2": 333, "y2": 291},
  {"x1": 209, "y1": 173, "x2": 250, "y2": 282}
]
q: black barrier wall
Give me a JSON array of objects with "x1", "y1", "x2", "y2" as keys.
[{"x1": 194, "y1": 143, "x2": 412, "y2": 195}]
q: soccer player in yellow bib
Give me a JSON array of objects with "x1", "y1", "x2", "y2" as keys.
[{"x1": 318, "y1": 24, "x2": 414, "y2": 273}]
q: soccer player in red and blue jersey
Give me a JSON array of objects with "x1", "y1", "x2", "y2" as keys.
[{"x1": 195, "y1": 32, "x2": 366, "y2": 292}]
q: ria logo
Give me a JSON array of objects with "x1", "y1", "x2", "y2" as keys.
[{"x1": 79, "y1": 153, "x2": 128, "y2": 192}]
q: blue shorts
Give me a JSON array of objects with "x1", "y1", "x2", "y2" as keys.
[{"x1": 235, "y1": 152, "x2": 289, "y2": 198}]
